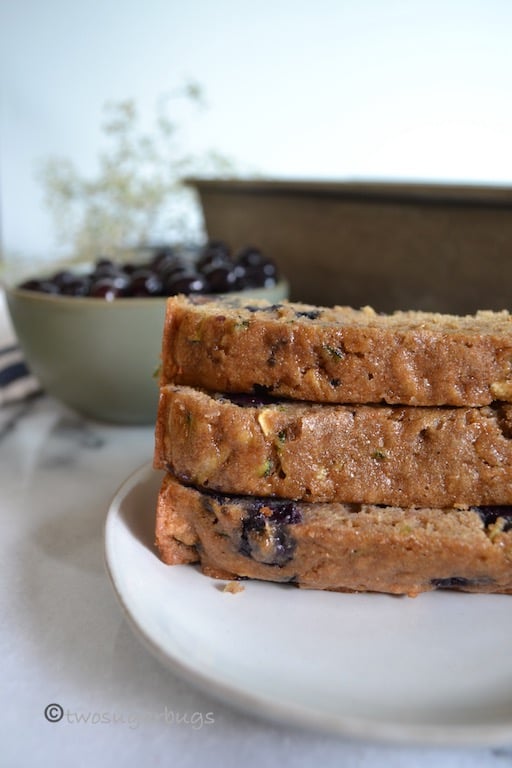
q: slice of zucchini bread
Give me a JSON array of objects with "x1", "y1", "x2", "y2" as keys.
[
  {"x1": 154, "y1": 385, "x2": 512, "y2": 507},
  {"x1": 160, "y1": 295, "x2": 512, "y2": 407},
  {"x1": 155, "y1": 472, "x2": 512, "y2": 596}
]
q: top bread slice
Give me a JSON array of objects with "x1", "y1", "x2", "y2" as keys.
[{"x1": 160, "y1": 295, "x2": 512, "y2": 407}]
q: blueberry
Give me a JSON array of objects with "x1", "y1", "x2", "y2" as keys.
[
  {"x1": 163, "y1": 271, "x2": 208, "y2": 296},
  {"x1": 261, "y1": 261, "x2": 278, "y2": 279},
  {"x1": 236, "y1": 265, "x2": 275, "y2": 290},
  {"x1": 432, "y1": 576, "x2": 493, "y2": 589},
  {"x1": 196, "y1": 240, "x2": 232, "y2": 271},
  {"x1": 200, "y1": 491, "x2": 301, "y2": 567},
  {"x1": 239, "y1": 499, "x2": 301, "y2": 566},
  {"x1": 296, "y1": 310, "x2": 321, "y2": 320},
  {"x1": 242, "y1": 303, "x2": 282, "y2": 313},
  {"x1": 233, "y1": 247, "x2": 279, "y2": 288},
  {"x1": 18, "y1": 279, "x2": 59, "y2": 294},
  {"x1": 252, "y1": 384, "x2": 275, "y2": 397},
  {"x1": 235, "y1": 246, "x2": 266, "y2": 269},
  {"x1": 121, "y1": 262, "x2": 137, "y2": 275},
  {"x1": 266, "y1": 499, "x2": 302, "y2": 525},
  {"x1": 51, "y1": 270, "x2": 76, "y2": 289},
  {"x1": 91, "y1": 258, "x2": 120, "y2": 279},
  {"x1": 153, "y1": 253, "x2": 187, "y2": 278},
  {"x1": 203, "y1": 264, "x2": 238, "y2": 293},
  {"x1": 150, "y1": 246, "x2": 176, "y2": 270},
  {"x1": 89, "y1": 277, "x2": 124, "y2": 300},
  {"x1": 60, "y1": 276, "x2": 92, "y2": 296},
  {"x1": 472, "y1": 506, "x2": 512, "y2": 532},
  {"x1": 160, "y1": 260, "x2": 189, "y2": 284},
  {"x1": 126, "y1": 269, "x2": 162, "y2": 297}
]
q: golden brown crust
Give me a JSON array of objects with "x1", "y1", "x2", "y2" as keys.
[
  {"x1": 155, "y1": 385, "x2": 512, "y2": 507},
  {"x1": 160, "y1": 295, "x2": 512, "y2": 407},
  {"x1": 154, "y1": 473, "x2": 512, "y2": 596},
  {"x1": 155, "y1": 476, "x2": 198, "y2": 565}
]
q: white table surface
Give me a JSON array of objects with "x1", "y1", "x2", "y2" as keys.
[{"x1": 1, "y1": 290, "x2": 511, "y2": 768}]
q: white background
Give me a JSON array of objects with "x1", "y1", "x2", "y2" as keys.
[{"x1": 2, "y1": 0, "x2": 512, "y2": 258}]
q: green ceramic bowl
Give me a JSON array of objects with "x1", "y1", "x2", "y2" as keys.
[{"x1": 5, "y1": 281, "x2": 289, "y2": 425}]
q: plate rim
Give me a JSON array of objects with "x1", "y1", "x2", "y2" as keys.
[{"x1": 104, "y1": 462, "x2": 512, "y2": 748}]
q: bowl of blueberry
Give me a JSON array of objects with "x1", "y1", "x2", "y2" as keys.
[{"x1": 5, "y1": 240, "x2": 288, "y2": 424}]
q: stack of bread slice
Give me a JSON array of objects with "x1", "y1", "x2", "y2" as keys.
[{"x1": 153, "y1": 295, "x2": 512, "y2": 595}]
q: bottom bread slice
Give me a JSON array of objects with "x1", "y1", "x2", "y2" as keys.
[{"x1": 155, "y1": 473, "x2": 512, "y2": 596}]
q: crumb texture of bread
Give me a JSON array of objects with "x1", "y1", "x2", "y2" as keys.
[
  {"x1": 154, "y1": 295, "x2": 512, "y2": 594},
  {"x1": 154, "y1": 384, "x2": 512, "y2": 507},
  {"x1": 154, "y1": 473, "x2": 512, "y2": 596},
  {"x1": 160, "y1": 295, "x2": 512, "y2": 407}
]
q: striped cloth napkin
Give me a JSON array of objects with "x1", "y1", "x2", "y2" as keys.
[
  {"x1": 0, "y1": 291, "x2": 42, "y2": 406},
  {"x1": 0, "y1": 343, "x2": 42, "y2": 406}
]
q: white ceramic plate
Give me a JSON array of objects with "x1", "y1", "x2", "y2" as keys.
[{"x1": 104, "y1": 463, "x2": 512, "y2": 747}]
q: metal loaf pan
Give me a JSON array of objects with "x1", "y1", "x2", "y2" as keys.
[{"x1": 188, "y1": 178, "x2": 512, "y2": 313}]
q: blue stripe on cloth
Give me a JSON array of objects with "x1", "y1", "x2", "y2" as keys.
[
  {"x1": 0, "y1": 344, "x2": 19, "y2": 357},
  {"x1": 0, "y1": 360, "x2": 30, "y2": 388}
]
